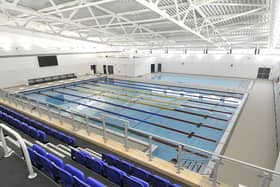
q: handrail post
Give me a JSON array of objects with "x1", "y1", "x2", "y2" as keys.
[
  {"x1": 21, "y1": 95, "x2": 25, "y2": 110},
  {"x1": 176, "y1": 145, "x2": 183, "y2": 174},
  {"x1": 148, "y1": 135, "x2": 153, "y2": 161},
  {"x1": 12, "y1": 95, "x2": 16, "y2": 106},
  {"x1": 0, "y1": 124, "x2": 37, "y2": 179},
  {"x1": 7, "y1": 93, "x2": 11, "y2": 104},
  {"x1": 71, "y1": 110, "x2": 75, "y2": 130},
  {"x1": 14, "y1": 96, "x2": 18, "y2": 107},
  {"x1": 29, "y1": 98, "x2": 33, "y2": 113},
  {"x1": 211, "y1": 158, "x2": 221, "y2": 187},
  {"x1": 58, "y1": 107, "x2": 62, "y2": 125},
  {"x1": 0, "y1": 128, "x2": 12, "y2": 157},
  {"x1": 102, "y1": 115, "x2": 107, "y2": 143},
  {"x1": 36, "y1": 100, "x2": 41, "y2": 116},
  {"x1": 85, "y1": 115, "x2": 90, "y2": 135},
  {"x1": 260, "y1": 172, "x2": 273, "y2": 187},
  {"x1": 124, "y1": 121, "x2": 129, "y2": 151},
  {"x1": 47, "y1": 104, "x2": 51, "y2": 121}
]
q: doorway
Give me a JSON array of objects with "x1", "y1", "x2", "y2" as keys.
[
  {"x1": 151, "y1": 64, "x2": 155, "y2": 73},
  {"x1": 108, "y1": 65, "x2": 114, "y2": 74},
  {"x1": 157, "y1": 63, "x2": 162, "y2": 72},
  {"x1": 103, "y1": 65, "x2": 107, "y2": 74},
  {"x1": 90, "y1": 65, "x2": 96, "y2": 74}
]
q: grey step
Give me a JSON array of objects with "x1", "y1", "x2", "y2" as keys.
[
  {"x1": 57, "y1": 144, "x2": 71, "y2": 152},
  {"x1": 84, "y1": 148, "x2": 102, "y2": 159},
  {"x1": 75, "y1": 147, "x2": 102, "y2": 160},
  {"x1": 46, "y1": 143, "x2": 71, "y2": 157},
  {"x1": 35, "y1": 141, "x2": 65, "y2": 158}
]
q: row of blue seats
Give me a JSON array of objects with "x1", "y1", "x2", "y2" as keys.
[
  {"x1": 71, "y1": 148, "x2": 149, "y2": 187},
  {"x1": 102, "y1": 153, "x2": 181, "y2": 187},
  {"x1": 0, "y1": 111, "x2": 47, "y2": 143},
  {"x1": 71, "y1": 149, "x2": 181, "y2": 187},
  {"x1": 29, "y1": 144, "x2": 106, "y2": 187},
  {"x1": 0, "y1": 104, "x2": 77, "y2": 146}
]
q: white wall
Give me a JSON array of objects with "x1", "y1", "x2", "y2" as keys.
[
  {"x1": 0, "y1": 26, "x2": 115, "y2": 56},
  {"x1": 0, "y1": 54, "x2": 138, "y2": 88},
  {"x1": 133, "y1": 57, "x2": 156, "y2": 77},
  {"x1": 1, "y1": 53, "x2": 280, "y2": 88},
  {"x1": 156, "y1": 54, "x2": 280, "y2": 80}
]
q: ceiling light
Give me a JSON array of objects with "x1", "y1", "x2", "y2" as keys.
[
  {"x1": 234, "y1": 55, "x2": 243, "y2": 60},
  {"x1": 2, "y1": 44, "x2": 11, "y2": 51},
  {"x1": 197, "y1": 54, "x2": 204, "y2": 59},
  {"x1": 215, "y1": 54, "x2": 223, "y2": 60}
]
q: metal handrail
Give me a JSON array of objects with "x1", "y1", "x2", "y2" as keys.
[
  {"x1": 0, "y1": 123, "x2": 37, "y2": 179},
  {"x1": 0, "y1": 88, "x2": 279, "y2": 186}
]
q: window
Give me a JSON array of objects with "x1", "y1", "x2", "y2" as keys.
[{"x1": 257, "y1": 67, "x2": 271, "y2": 79}]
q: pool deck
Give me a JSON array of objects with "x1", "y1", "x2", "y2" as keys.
[
  {"x1": 4, "y1": 74, "x2": 105, "y2": 93},
  {"x1": 218, "y1": 79, "x2": 278, "y2": 186}
]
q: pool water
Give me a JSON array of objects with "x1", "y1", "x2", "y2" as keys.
[
  {"x1": 150, "y1": 73, "x2": 251, "y2": 89},
  {"x1": 21, "y1": 77, "x2": 245, "y2": 173}
]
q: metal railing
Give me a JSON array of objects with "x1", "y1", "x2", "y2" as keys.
[
  {"x1": 0, "y1": 123, "x2": 37, "y2": 179},
  {"x1": 0, "y1": 88, "x2": 280, "y2": 187},
  {"x1": 273, "y1": 82, "x2": 280, "y2": 150}
]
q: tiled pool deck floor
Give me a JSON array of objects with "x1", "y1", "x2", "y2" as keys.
[{"x1": 219, "y1": 79, "x2": 278, "y2": 187}]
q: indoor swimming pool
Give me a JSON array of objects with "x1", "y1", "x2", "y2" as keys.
[
  {"x1": 21, "y1": 77, "x2": 245, "y2": 173},
  {"x1": 150, "y1": 73, "x2": 251, "y2": 89}
]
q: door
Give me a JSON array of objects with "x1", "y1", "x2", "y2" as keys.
[
  {"x1": 103, "y1": 65, "x2": 107, "y2": 74},
  {"x1": 90, "y1": 65, "x2": 96, "y2": 74},
  {"x1": 151, "y1": 64, "x2": 155, "y2": 73},
  {"x1": 108, "y1": 65, "x2": 114, "y2": 75},
  {"x1": 158, "y1": 63, "x2": 162, "y2": 72}
]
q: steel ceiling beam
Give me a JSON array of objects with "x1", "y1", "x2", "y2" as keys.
[
  {"x1": 268, "y1": 0, "x2": 280, "y2": 48},
  {"x1": 0, "y1": 0, "x2": 274, "y2": 49},
  {"x1": 135, "y1": 0, "x2": 226, "y2": 48},
  {"x1": 0, "y1": 1, "x2": 118, "y2": 42}
]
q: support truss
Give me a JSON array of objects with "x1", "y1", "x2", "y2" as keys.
[{"x1": 0, "y1": 0, "x2": 274, "y2": 49}]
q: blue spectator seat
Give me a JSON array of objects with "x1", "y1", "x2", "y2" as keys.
[
  {"x1": 47, "y1": 153, "x2": 64, "y2": 168},
  {"x1": 150, "y1": 174, "x2": 171, "y2": 187},
  {"x1": 124, "y1": 175, "x2": 149, "y2": 187},
  {"x1": 65, "y1": 164, "x2": 86, "y2": 181},
  {"x1": 86, "y1": 157, "x2": 104, "y2": 175},
  {"x1": 73, "y1": 176, "x2": 90, "y2": 187},
  {"x1": 87, "y1": 177, "x2": 106, "y2": 187},
  {"x1": 106, "y1": 165, "x2": 126, "y2": 186},
  {"x1": 102, "y1": 153, "x2": 119, "y2": 165},
  {"x1": 116, "y1": 159, "x2": 134, "y2": 174},
  {"x1": 131, "y1": 166, "x2": 151, "y2": 182}
]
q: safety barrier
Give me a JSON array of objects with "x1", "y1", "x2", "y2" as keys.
[
  {"x1": 0, "y1": 123, "x2": 37, "y2": 179},
  {"x1": 0, "y1": 88, "x2": 280, "y2": 187},
  {"x1": 273, "y1": 82, "x2": 280, "y2": 150}
]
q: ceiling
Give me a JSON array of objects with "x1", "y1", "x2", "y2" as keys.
[{"x1": 0, "y1": 0, "x2": 278, "y2": 50}]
